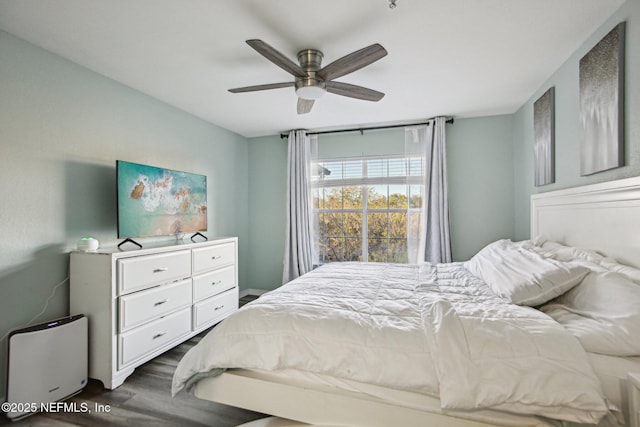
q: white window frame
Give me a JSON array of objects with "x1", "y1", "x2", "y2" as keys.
[{"x1": 312, "y1": 154, "x2": 423, "y2": 263}]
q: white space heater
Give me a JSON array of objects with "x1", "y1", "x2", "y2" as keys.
[{"x1": 6, "y1": 314, "x2": 88, "y2": 420}]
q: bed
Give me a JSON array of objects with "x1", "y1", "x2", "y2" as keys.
[{"x1": 172, "y1": 176, "x2": 640, "y2": 427}]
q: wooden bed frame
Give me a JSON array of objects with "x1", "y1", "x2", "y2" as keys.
[{"x1": 193, "y1": 176, "x2": 640, "y2": 427}]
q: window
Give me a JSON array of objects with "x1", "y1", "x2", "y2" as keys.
[{"x1": 312, "y1": 155, "x2": 424, "y2": 263}]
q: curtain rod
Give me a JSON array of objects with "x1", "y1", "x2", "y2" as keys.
[{"x1": 279, "y1": 117, "x2": 454, "y2": 139}]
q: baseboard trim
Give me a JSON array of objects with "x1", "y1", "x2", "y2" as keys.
[{"x1": 239, "y1": 288, "x2": 269, "y2": 298}]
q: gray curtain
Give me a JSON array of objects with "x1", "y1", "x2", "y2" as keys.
[
  {"x1": 405, "y1": 117, "x2": 452, "y2": 263},
  {"x1": 282, "y1": 130, "x2": 314, "y2": 283}
]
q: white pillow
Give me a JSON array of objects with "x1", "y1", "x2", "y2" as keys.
[
  {"x1": 531, "y1": 239, "x2": 605, "y2": 265},
  {"x1": 541, "y1": 271, "x2": 640, "y2": 356},
  {"x1": 599, "y1": 258, "x2": 640, "y2": 284},
  {"x1": 464, "y1": 239, "x2": 589, "y2": 306},
  {"x1": 533, "y1": 238, "x2": 640, "y2": 284}
]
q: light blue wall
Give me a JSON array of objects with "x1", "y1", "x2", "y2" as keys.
[
  {"x1": 0, "y1": 31, "x2": 249, "y2": 398},
  {"x1": 247, "y1": 118, "x2": 514, "y2": 290},
  {"x1": 513, "y1": 0, "x2": 640, "y2": 239},
  {"x1": 447, "y1": 116, "x2": 515, "y2": 260},
  {"x1": 247, "y1": 135, "x2": 287, "y2": 290},
  {"x1": 317, "y1": 128, "x2": 405, "y2": 158}
]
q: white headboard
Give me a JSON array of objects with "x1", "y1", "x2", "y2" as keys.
[{"x1": 531, "y1": 176, "x2": 640, "y2": 269}]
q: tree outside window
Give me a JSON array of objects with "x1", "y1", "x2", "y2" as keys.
[{"x1": 312, "y1": 156, "x2": 423, "y2": 264}]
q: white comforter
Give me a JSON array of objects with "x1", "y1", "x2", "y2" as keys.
[{"x1": 172, "y1": 262, "x2": 610, "y2": 423}]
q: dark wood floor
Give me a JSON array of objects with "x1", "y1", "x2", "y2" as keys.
[{"x1": 1, "y1": 294, "x2": 267, "y2": 427}]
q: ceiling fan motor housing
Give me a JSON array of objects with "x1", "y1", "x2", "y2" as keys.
[{"x1": 295, "y1": 49, "x2": 327, "y2": 100}]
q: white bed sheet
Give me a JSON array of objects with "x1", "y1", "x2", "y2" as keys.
[
  {"x1": 173, "y1": 262, "x2": 611, "y2": 424},
  {"x1": 587, "y1": 353, "x2": 640, "y2": 424}
]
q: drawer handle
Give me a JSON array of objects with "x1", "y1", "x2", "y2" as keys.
[
  {"x1": 214, "y1": 304, "x2": 225, "y2": 311},
  {"x1": 153, "y1": 331, "x2": 168, "y2": 339},
  {"x1": 153, "y1": 267, "x2": 169, "y2": 273},
  {"x1": 211, "y1": 280, "x2": 223, "y2": 286},
  {"x1": 211, "y1": 255, "x2": 222, "y2": 260},
  {"x1": 154, "y1": 299, "x2": 169, "y2": 306}
]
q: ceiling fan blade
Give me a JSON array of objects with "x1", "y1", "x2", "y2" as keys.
[
  {"x1": 317, "y1": 43, "x2": 387, "y2": 81},
  {"x1": 326, "y1": 81, "x2": 385, "y2": 102},
  {"x1": 297, "y1": 98, "x2": 314, "y2": 114},
  {"x1": 246, "y1": 39, "x2": 308, "y2": 78},
  {"x1": 228, "y1": 82, "x2": 294, "y2": 93}
]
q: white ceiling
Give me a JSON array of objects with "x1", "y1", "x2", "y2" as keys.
[{"x1": 0, "y1": 0, "x2": 625, "y2": 138}]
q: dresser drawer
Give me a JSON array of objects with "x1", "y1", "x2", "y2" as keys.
[
  {"x1": 118, "y1": 250, "x2": 191, "y2": 295},
  {"x1": 192, "y1": 266, "x2": 236, "y2": 302},
  {"x1": 192, "y1": 289, "x2": 238, "y2": 330},
  {"x1": 119, "y1": 279, "x2": 192, "y2": 332},
  {"x1": 192, "y1": 243, "x2": 235, "y2": 275},
  {"x1": 118, "y1": 308, "x2": 191, "y2": 369}
]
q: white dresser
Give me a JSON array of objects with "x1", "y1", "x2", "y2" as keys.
[{"x1": 70, "y1": 237, "x2": 238, "y2": 389}]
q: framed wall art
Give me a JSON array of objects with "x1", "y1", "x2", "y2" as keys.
[
  {"x1": 534, "y1": 87, "x2": 555, "y2": 186},
  {"x1": 579, "y1": 22, "x2": 625, "y2": 176}
]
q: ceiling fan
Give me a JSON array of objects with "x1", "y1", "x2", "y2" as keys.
[{"x1": 228, "y1": 39, "x2": 388, "y2": 114}]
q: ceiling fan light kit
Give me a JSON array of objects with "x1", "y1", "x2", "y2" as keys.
[
  {"x1": 296, "y1": 79, "x2": 326, "y2": 100},
  {"x1": 229, "y1": 39, "x2": 387, "y2": 114}
]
